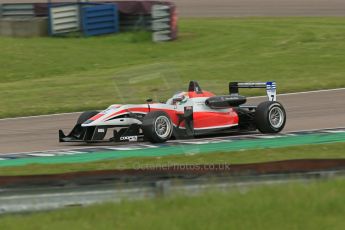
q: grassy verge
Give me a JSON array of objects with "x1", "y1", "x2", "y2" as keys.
[
  {"x1": 1, "y1": 142, "x2": 344, "y2": 176},
  {"x1": 1, "y1": 178, "x2": 345, "y2": 229},
  {"x1": 1, "y1": 18, "x2": 345, "y2": 118}
]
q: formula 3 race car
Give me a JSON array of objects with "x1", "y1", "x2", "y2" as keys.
[{"x1": 59, "y1": 81, "x2": 286, "y2": 143}]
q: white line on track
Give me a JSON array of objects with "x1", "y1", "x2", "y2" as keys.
[
  {"x1": 249, "y1": 87, "x2": 345, "y2": 99},
  {"x1": 0, "y1": 88, "x2": 344, "y2": 121},
  {"x1": 288, "y1": 127, "x2": 345, "y2": 133},
  {"x1": 0, "y1": 112, "x2": 81, "y2": 121},
  {"x1": 2, "y1": 146, "x2": 108, "y2": 156}
]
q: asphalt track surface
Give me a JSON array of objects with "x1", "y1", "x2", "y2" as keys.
[
  {"x1": 0, "y1": 89, "x2": 344, "y2": 154},
  {"x1": 2, "y1": 0, "x2": 345, "y2": 17},
  {"x1": 1, "y1": 0, "x2": 345, "y2": 154}
]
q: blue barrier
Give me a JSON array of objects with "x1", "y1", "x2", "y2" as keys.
[{"x1": 81, "y1": 4, "x2": 119, "y2": 36}]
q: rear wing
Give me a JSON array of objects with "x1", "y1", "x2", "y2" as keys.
[{"x1": 229, "y1": 81, "x2": 277, "y2": 101}]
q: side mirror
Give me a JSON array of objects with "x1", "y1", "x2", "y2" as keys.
[{"x1": 146, "y1": 98, "x2": 153, "y2": 103}]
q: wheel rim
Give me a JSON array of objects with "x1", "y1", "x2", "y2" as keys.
[
  {"x1": 269, "y1": 107, "x2": 285, "y2": 129},
  {"x1": 154, "y1": 116, "x2": 172, "y2": 139}
]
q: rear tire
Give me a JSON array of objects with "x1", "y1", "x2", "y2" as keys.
[
  {"x1": 255, "y1": 101, "x2": 286, "y2": 133},
  {"x1": 142, "y1": 111, "x2": 173, "y2": 143}
]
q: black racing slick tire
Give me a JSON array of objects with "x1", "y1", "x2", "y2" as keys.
[
  {"x1": 75, "y1": 111, "x2": 103, "y2": 143},
  {"x1": 142, "y1": 111, "x2": 173, "y2": 143},
  {"x1": 255, "y1": 101, "x2": 286, "y2": 133},
  {"x1": 77, "y1": 111, "x2": 99, "y2": 125}
]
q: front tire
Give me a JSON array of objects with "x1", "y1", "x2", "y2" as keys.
[
  {"x1": 255, "y1": 101, "x2": 286, "y2": 133},
  {"x1": 75, "y1": 111, "x2": 101, "y2": 143},
  {"x1": 142, "y1": 111, "x2": 173, "y2": 143},
  {"x1": 77, "y1": 111, "x2": 99, "y2": 125}
]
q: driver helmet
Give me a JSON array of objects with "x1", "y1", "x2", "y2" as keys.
[{"x1": 167, "y1": 91, "x2": 188, "y2": 105}]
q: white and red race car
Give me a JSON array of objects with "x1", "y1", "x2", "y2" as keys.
[{"x1": 59, "y1": 81, "x2": 286, "y2": 143}]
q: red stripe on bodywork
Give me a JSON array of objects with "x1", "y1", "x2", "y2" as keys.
[
  {"x1": 89, "y1": 113, "x2": 104, "y2": 121},
  {"x1": 103, "y1": 109, "x2": 128, "y2": 121},
  {"x1": 103, "y1": 107, "x2": 151, "y2": 121},
  {"x1": 128, "y1": 108, "x2": 150, "y2": 113}
]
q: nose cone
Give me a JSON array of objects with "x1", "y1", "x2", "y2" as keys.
[{"x1": 81, "y1": 104, "x2": 123, "y2": 127}]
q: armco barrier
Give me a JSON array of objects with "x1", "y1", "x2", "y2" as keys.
[
  {"x1": 81, "y1": 4, "x2": 119, "y2": 36},
  {"x1": 0, "y1": 4, "x2": 35, "y2": 18},
  {"x1": 119, "y1": 14, "x2": 151, "y2": 31},
  {"x1": 49, "y1": 4, "x2": 80, "y2": 35},
  {"x1": 0, "y1": 1, "x2": 177, "y2": 40},
  {"x1": 152, "y1": 4, "x2": 176, "y2": 42}
]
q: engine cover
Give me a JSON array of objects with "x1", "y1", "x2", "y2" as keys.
[{"x1": 205, "y1": 95, "x2": 247, "y2": 108}]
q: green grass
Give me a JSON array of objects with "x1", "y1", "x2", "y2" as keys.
[
  {"x1": 1, "y1": 18, "x2": 345, "y2": 118},
  {"x1": 1, "y1": 142, "x2": 344, "y2": 176},
  {"x1": 1, "y1": 178, "x2": 345, "y2": 230}
]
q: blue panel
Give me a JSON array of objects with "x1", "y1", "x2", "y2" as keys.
[
  {"x1": 81, "y1": 4, "x2": 119, "y2": 36},
  {"x1": 85, "y1": 16, "x2": 115, "y2": 23}
]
